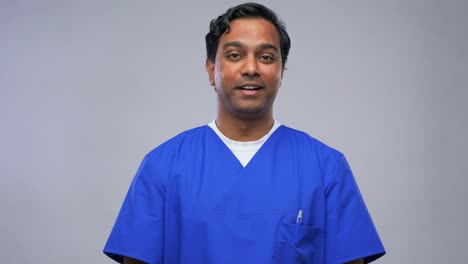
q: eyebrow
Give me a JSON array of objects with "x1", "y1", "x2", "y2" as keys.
[
  {"x1": 223, "y1": 41, "x2": 279, "y2": 53},
  {"x1": 257, "y1": 43, "x2": 279, "y2": 53}
]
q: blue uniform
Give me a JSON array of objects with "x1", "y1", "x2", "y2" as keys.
[{"x1": 104, "y1": 125, "x2": 385, "y2": 263}]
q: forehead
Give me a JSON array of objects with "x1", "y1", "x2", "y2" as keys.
[{"x1": 219, "y1": 18, "x2": 280, "y2": 48}]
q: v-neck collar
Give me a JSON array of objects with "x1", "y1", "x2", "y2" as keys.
[{"x1": 205, "y1": 124, "x2": 284, "y2": 169}]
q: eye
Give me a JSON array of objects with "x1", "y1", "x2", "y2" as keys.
[
  {"x1": 259, "y1": 54, "x2": 275, "y2": 63},
  {"x1": 226, "y1": 52, "x2": 242, "y2": 61}
]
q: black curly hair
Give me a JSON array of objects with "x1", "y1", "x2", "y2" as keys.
[{"x1": 205, "y1": 2, "x2": 291, "y2": 67}]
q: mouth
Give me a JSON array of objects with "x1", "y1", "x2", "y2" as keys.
[{"x1": 237, "y1": 83, "x2": 264, "y2": 91}]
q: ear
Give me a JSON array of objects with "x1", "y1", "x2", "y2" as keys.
[
  {"x1": 279, "y1": 66, "x2": 284, "y2": 87},
  {"x1": 281, "y1": 63, "x2": 285, "y2": 79},
  {"x1": 205, "y1": 59, "x2": 215, "y2": 86}
]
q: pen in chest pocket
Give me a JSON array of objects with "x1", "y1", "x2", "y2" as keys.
[{"x1": 294, "y1": 209, "x2": 303, "y2": 243}]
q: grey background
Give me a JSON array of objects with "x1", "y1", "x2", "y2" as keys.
[{"x1": 1, "y1": 0, "x2": 467, "y2": 263}]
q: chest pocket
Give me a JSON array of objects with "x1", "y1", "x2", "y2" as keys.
[{"x1": 273, "y1": 221, "x2": 325, "y2": 264}]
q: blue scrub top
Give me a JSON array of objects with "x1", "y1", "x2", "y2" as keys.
[{"x1": 104, "y1": 125, "x2": 385, "y2": 263}]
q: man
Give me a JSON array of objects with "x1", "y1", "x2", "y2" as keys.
[{"x1": 104, "y1": 3, "x2": 385, "y2": 264}]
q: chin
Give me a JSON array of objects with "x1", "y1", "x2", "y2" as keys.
[{"x1": 234, "y1": 107, "x2": 269, "y2": 119}]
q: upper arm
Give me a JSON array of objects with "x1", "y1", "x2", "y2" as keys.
[
  {"x1": 346, "y1": 258, "x2": 364, "y2": 264},
  {"x1": 123, "y1": 256, "x2": 147, "y2": 264},
  {"x1": 103, "y1": 153, "x2": 169, "y2": 263},
  {"x1": 324, "y1": 154, "x2": 385, "y2": 262}
]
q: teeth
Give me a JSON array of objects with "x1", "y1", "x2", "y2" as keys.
[{"x1": 241, "y1": 86, "x2": 259, "y2": 90}]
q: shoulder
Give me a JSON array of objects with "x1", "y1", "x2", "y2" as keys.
[
  {"x1": 134, "y1": 126, "x2": 210, "y2": 184},
  {"x1": 278, "y1": 125, "x2": 346, "y2": 180},
  {"x1": 145, "y1": 125, "x2": 210, "y2": 161},
  {"x1": 279, "y1": 125, "x2": 343, "y2": 159}
]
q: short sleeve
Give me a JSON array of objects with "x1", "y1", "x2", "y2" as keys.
[
  {"x1": 324, "y1": 155, "x2": 385, "y2": 263},
  {"x1": 103, "y1": 153, "x2": 168, "y2": 264}
]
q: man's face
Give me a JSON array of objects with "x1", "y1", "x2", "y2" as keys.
[{"x1": 206, "y1": 18, "x2": 283, "y2": 120}]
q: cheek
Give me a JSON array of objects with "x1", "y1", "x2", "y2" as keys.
[
  {"x1": 263, "y1": 64, "x2": 283, "y2": 83},
  {"x1": 270, "y1": 70, "x2": 283, "y2": 85},
  {"x1": 214, "y1": 64, "x2": 225, "y2": 83},
  {"x1": 214, "y1": 63, "x2": 235, "y2": 85},
  {"x1": 275, "y1": 73, "x2": 282, "y2": 83}
]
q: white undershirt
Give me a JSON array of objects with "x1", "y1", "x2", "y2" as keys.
[{"x1": 208, "y1": 120, "x2": 281, "y2": 167}]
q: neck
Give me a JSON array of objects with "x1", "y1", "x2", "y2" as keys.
[{"x1": 215, "y1": 112, "x2": 274, "y2": 142}]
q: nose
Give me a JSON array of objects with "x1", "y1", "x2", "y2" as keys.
[{"x1": 241, "y1": 55, "x2": 260, "y2": 77}]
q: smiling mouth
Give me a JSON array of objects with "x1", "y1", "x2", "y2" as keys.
[{"x1": 238, "y1": 85, "x2": 263, "y2": 91}]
